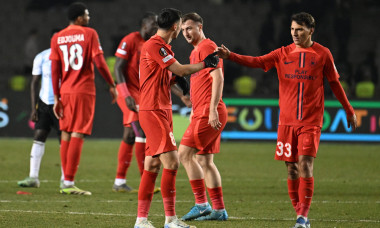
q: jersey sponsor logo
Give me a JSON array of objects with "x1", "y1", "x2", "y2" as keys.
[
  {"x1": 57, "y1": 34, "x2": 85, "y2": 44},
  {"x1": 284, "y1": 61, "x2": 294, "y2": 64},
  {"x1": 162, "y1": 55, "x2": 173, "y2": 63},
  {"x1": 159, "y1": 47, "x2": 168, "y2": 57}
]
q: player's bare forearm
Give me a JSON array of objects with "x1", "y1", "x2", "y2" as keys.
[
  {"x1": 209, "y1": 68, "x2": 224, "y2": 111},
  {"x1": 209, "y1": 68, "x2": 224, "y2": 130},
  {"x1": 30, "y1": 75, "x2": 39, "y2": 111},
  {"x1": 114, "y1": 57, "x2": 128, "y2": 84},
  {"x1": 168, "y1": 61, "x2": 204, "y2": 77}
]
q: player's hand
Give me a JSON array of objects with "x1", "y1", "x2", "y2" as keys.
[
  {"x1": 53, "y1": 100, "x2": 63, "y2": 119},
  {"x1": 30, "y1": 109, "x2": 38, "y2": 122},
  {"x1": 203, "y1": 52, "x2": 219, "y2": 68},
  {"x1": 216, "y1": 44, "x2": 231, "y2": 59},
  {"x1": 180, "y1": 95, "x2": 192, "y2": 108},
  {"x1": 175, "y1": 76, "x2": 190, "y2": 95},
  {"x1": 347, "y1": 113, "x2": 357, "y2": 131},
  {"x1": 126, "y1": 96, "x2": 138, "y2": 112},
  {"x1": 208, "y1": 109, "x2": 222, "y2": 131},
  {"x1": 109, "y1": 86, "x2": 117, "y2": 104}
]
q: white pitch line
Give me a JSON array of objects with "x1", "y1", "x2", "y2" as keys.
[
  {"x1": 3, "y1": 178, "x2": 380, "y2": 183},
  {"x1": 0, "y1": 209, "x2": 379, "y2": 223},
  {"x1": 1, "y1": 199, "x2": 379, "y2": 204}
]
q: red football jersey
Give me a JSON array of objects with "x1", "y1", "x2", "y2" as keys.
[
  {"x1": 189, "y1": 39, "x2": 224, "y2": 116},
  {"x1": 50, "y1": 25, "x2": 103, "y2": 95},
  {"x1": 230, "y1": 42, "x2": 340, "y2": 127},
  {"x1": 139, "y1": 35, "x2": 176, "y2": 110},
  {"x1": 115, "y1": 31, "x2": 144, "y2": 103}
]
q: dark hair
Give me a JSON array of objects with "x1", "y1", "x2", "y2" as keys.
[
  {"x1": 182, "y1": 12, "x2": 203, "y2": 25},
  {"x1": 68, "y1": 2, "x2": 87, "y2": 21},
  {"x1": 291, "y1": 12, "x2": 315, "y2": 29},
  {"x1": 157, "y1": 8, "x2": 182, "y2": 30},
  {"x1": 140, "y1": 12, "x2": 157, "y2": 27}
]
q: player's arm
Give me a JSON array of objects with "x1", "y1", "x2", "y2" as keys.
[
  {"x1": 51, "y1": 59, "x2": 63, "y2": 119},
  {"x1": 30, "y1": 75, "x2": 40, "y2": 122},
  {"x1": 171, "y1": 84, "x2": 192, "y2": 108},
  {"x1": 167, "y1": 52, "x2": 219, "y2": 77},
  {"x1": 217, "y1": 44, "x2": 273, "y2": 70},
  {"x1": 114, "y1": 57, "x2": 137, "y2": 112},
  {"x1": 209, "y1": 68, "x2": 224, "y2": 130},
  {"x1": 93, "y1": 54, "x2": 117, "y2": 103},
  {"x1": 329, "y1": 79, "x2": 357, "y2": 131}
]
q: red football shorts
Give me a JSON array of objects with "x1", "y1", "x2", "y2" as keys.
[
  {"x1": 139, "y1": 109, "x2": 177, "y2": 156},
  {"x1": 116, "y1": 95, "x2": 138, "y2": 126},
  {"x1": 59, "y1": 93, "x2": 95, "y2": 135},
  {"x1": 180, "y1": 106, "x2": 227, "y2": 154},
  {"x1": 275, "y1": 125, "x2": 321, "y2": 162}
]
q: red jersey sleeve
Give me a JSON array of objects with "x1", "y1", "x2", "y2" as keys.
[
  {"x1": 200, "y1": 41, "x2": 223, "y2": 69},
  {"x1": 49, "y1": 33, "x2": 60, "y2": 61},
  {"x1": 147, "y1": 42, "x2": 176, "y2": 69},
  {"x1": 323, "y1": 49, "x2": 340, "y2": 82},
  {"x1": 115, "y1": 35, "x2": 133, "y2": 60},
  {"x1": 91, "y1": 30, "x2": 104, "y2": 58},
  {"x1": 229, "y1": 48, "x2": 280, "y2": 72}
]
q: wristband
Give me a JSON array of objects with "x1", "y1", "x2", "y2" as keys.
[{"x1": 116, "y1": 82, "x2": 131, "y2": 98}]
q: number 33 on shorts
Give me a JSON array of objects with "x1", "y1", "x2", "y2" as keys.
[{"x1": 276, "y1": 141, "x2": 292, "y2": 157}]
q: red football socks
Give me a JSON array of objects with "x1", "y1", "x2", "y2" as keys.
[
  {"x1": 135, "y1": 142, "x2": 146, "y2": 176},
  {"x1": 287, "y1": 178, "x2": 300, "y2": 213},
  {"x1": 60, "y1": 139, "x2": 70, "y2": 177},
  {"x1": 207, "y1": 186, "x2": 225, "y2": 210},
  {"x1": 298, "y1": 177, "x2": 314, "y2": 217},
  {"x1": 137, "y1": 170, "x2": 158, "y2": 218},
  {"x1": 64, "y1": 137, "x2": 83, "y2": 181},
  {"x1": 161, "y1": 168, "x2": 177, "y2": 216},
  {"x1": 116, "y1": 141, "x2": 133, "y2": 179},
  {"x1": 190, "y1": 179, "x2": 207, "y2": 204}
]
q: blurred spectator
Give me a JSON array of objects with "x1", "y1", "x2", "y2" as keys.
[
  {"x1": 333, "y1": 0, "x2": 352, "y2": 62},
  {"x1": 354, "y1": 51, "x2": 378, "y2": 85},
  {"x1": 24, "y1": 29, "x2": 39, "y2": 75},
  {"x1": 224, "y1": 46, "x2": 244, "y2": 95},
  {"x1": 259, "y1": 13, "x2": 276, "y2": 55}
]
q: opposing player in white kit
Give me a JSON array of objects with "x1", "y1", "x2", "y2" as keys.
[{"x1": 18, "y1": 30, "x2": 63, "y2": 187}]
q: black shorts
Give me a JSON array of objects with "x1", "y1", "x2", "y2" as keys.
[{"x1": 35, "y1": 99, "x2": 60, "y2": 135}]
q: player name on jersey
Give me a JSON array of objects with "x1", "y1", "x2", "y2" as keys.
[{"x1": 57, "y1": 34, "x2": 85, "y2": 44}]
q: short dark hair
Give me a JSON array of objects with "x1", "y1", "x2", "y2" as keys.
[
  {"x1": 140, "y1": 12, "x2": 157, "y2": 27},
  {"x1": 182, "y1": 12, "x2": 203, "y2": 25},
  {"x1": 68, "y1": 2, "x2": 87, "y2": 22},
  {"x1": 291, "y1": 12, "x2": 315, "y2": 29},
  {"x1": 157, "y1": 8, "x2": 182, "y2": 30}
]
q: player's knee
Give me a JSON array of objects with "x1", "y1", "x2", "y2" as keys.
[
  {"x1": 145, "y1": 160, "x2": 161, "y2": 173},
  {"x1": 123, "y1": 135, "x2": 135, "y2": 145},
  {"x1": 34, "y1": 129, "x2": 49, "y2": 142},
  {"x1": 163, "y1": 159, "x2": 179, "y2": 170}
]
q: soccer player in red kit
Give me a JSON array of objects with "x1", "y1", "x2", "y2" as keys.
[
  {"x1": 113, "y1": 12, "x2": 191, "y2": 193},
  {"x1": 217, "y1": 12, "x2": 357, "y2": 228},
  {"x1": 50, "y1": 2, "x2": 117, "y2": 195},
  {"x1": 112, "y1": 12, "x2": 159, "y2": 193},
  {"x1": 135, "y1": 8, "x2": 219, "y2": 228},
  {"x1": 179, "y1": 13, "x2": 228, "y2": 221}
]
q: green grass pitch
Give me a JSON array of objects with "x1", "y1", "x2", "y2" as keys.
[{"x1": 0, "y1": 138, "x2": 379, "y2": 227}]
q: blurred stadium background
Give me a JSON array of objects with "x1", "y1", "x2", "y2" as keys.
[
  {"x1": 0, "y1": 0, "x2": 379, "y2": 140},
  {"x1": 0, "y1": 1, "x2": 379, "y2": 227}
]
